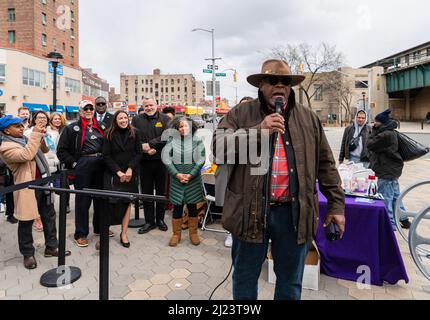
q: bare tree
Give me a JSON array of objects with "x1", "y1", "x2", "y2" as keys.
[
  {"x1": 270, "y1": 42, "x2": 345, "y2": 109},
  {"x1": 325, "y1": 73, "x2": 355, "y2": 125}
]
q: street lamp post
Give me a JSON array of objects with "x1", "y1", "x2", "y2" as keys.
[
  {"x1": 362, "y1": 92, "x2": 366, "y2": 111},
  {"x1": 192, "y1": 28, "x2": 221, "y2": 131},
  {"x1": 47, "y1": 51, "x2": 63, "y2": 113}
]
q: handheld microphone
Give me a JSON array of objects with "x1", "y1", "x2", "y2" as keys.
[{"x1": 275, "y1": 97, "x2": 285, "y2": 114}]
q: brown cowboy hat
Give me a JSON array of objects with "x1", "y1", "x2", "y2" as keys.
[{"x1": 247, "y1": 59, "x2": 305, "y2": 88}]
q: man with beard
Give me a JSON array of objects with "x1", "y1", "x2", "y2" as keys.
[{"x1": 132, "y1": 98, "x2": 170, "y2": 234}]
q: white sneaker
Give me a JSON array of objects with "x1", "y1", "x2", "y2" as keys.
[{"x1": 224, "y1": 234, "x2": 233, "y2": 248}]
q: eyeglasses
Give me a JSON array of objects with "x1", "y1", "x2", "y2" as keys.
[
  {"x1": 262, "y1": 77, "x2": 292, "y2": 86},
  {"x1": 83, "y1": 106, "x2": 94, "y2": 111},
  {"x1": 96, "y1": 103, "x2": 106, "y2": 106}
]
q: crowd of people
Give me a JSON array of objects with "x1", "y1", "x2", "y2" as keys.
[
  {"x1": 0, "y1": 58, "x2": 414, "y2": 300},
  {"x1": 0, "y1": 96, "x2": 209, "y2": 269}
]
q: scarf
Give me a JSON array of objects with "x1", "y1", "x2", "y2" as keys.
[
  {"x1": 1, "y1": 134, "x2": 51, "y2": 178},
  {"x1": 80, "y1": 116, "x2": 104, "y2": 148}
]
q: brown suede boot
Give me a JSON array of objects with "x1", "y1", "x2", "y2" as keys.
[
  {"x1": 169, "y1": 218, "x2": 183, "y2": 247},
  {"x1": 188, "y1": 217, "x2": 201, "y2": 246}
]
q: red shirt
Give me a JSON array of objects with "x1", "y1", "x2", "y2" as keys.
[{"x1": 271, "y1": 134, "x2": 290, "y2": 202}]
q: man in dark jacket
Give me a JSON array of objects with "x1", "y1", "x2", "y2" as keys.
[
  {"x1": 132, "y1": 98, "x2": 170, "y2": 234},
  {"x1": 367, "y1": 109, "x2": 410, "y2": 229},
  {"x1": 94, "y1": 96, "x2": 113, "y2": 129},
  {"x1": 339, "y1": 110, "x2": 371, "y2": 166},
  {"x1": 57, "y1": 100, "x2": 110, "y2": 247},
  {"x1": 213, "y1": 60, "x2": 345, "y2": 300}
]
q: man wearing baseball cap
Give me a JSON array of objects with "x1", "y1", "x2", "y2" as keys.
[{"x1": 57, "y1": 100, "x2": 110, "y2": 247}]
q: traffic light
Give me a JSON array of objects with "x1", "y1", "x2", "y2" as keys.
[
  {"x1": 233, "y1": 72, "x2": 238, "y2": 82},
  {"x1": 298, "y1": 64, "x2": 303, "y2": 74}
]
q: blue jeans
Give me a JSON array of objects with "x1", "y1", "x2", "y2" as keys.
[
  {"x1": 377, "y1": 178, "x2": 407, "y2": 225},
  {"x1": 231, "y1": 204, "x2": 310, "y2": 300}
]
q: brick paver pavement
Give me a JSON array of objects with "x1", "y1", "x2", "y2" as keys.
[{"x1": 0, "y1": 127, "x2": 429, "y2": 300}]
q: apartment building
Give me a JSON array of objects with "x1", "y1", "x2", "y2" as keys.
[
  {"x1": 0, "y1": 0, "x2": 79, "y2": 67},
  {"x1": 120, "y1": 69, "x2": 205, "y2": 106}
]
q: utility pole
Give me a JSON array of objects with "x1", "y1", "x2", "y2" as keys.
[{"x1": 192, "y1": 28, "x2": 222, "y2": 131}]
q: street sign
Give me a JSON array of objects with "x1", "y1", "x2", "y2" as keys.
[
  {"x1": 203, "y1": 69, "x2": 213, "y2": 74},
  {"x1": 207, "y1": 65, "x2": 219, "y2": 70},
  {"x1": 206, "y1": 81, "x2": 220, "y2": 97},
  {"x1": 48, "y1": 62, "x2": 63, "y2": 76},
  {"x1": 0, "y1": 89, "x2": 3, "y2": 97},
  {"x1": 215, "y1": 73, "x2": 227, "y2": 77}
]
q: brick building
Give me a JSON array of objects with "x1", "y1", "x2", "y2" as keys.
[
  {"x1": 120, "y1": 69, "x2": 205, "y2": 107},
  {"x1": 0, "y1": 0, "x2": 79, "y2": 67}
]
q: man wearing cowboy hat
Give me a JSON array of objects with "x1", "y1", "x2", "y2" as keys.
[{"x1": 213, "y1": 59, "x2": 345, "y2": 300}]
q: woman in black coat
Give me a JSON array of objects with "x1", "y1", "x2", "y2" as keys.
[{"x1": 103, "y1": 111, "x2": 142, "y2": 247}]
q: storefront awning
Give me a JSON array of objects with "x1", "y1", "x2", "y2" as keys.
[
  {"x1": 66, "y1": 106, "x2": 80, "y2": 113},
  {"x1": 23, "y1": 103, "x2": 50, "y2": 113},
  {"x1": 50, "y1": 105, "x2": 66, "y2": 113}
]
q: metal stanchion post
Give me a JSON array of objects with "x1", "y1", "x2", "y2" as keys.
[
  {"x1": 40, "y1": 170, "x2": 81, "y2": 287},
  {"x1": 128, "y1": 185, "x2": 145, "y2": 228},
  {"x1": 99, "y1": 200, "x2": 109, "y2": 300}
]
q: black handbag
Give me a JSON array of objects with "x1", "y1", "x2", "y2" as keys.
[
  {"x1": 396, "y1": 131, "x2": 429, "y2": 162},
  {"x1": 349, "y1": 127, "x2": 365, "y2": 153}
]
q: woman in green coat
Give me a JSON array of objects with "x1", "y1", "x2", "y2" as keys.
[{"x1": 162, "y1": 117, "x2": 206, "y2": 246}]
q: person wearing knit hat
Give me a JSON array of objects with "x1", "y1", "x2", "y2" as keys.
[
  {"x1": 375, "y1": 109, "x2": 392, "y2": 125},
  {"x1": 367, "y1": 108, "x2": 411, "y2": 229}
]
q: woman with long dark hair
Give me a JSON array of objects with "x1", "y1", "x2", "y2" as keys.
[
  {"x1": 103, "y1": 111, "x2": 142, "y2": 247},
  {"x1": 24, "y1": 110, "x2": 51, "y2": 232}
]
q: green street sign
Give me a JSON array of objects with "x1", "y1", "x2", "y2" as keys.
[
  {"x1": 203, "y1": 69, "x2": 213, "y2": 74},
  {"x1": 216, "y1": 73, "x2": 227, "y2": 77}
]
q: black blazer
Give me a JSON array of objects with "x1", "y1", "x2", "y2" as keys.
[
  {"x1": 103, "y1": 130, "x2": 142, "y2": 174},
  {"x1": 96, "y1": 112, "x2": 114, "y2": 130},
  {"x1": 131, "y1": 112, "x2": 169, "y2": 161},
  {"x1": 102, "y1": 130, "x2": 142, "y2": 191}
]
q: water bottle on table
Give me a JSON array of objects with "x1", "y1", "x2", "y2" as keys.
[{"x1": 367, "y1": 175, "x2": 378, "y2": 197}]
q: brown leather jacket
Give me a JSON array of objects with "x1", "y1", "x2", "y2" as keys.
[{"x1": 212, "y1": 91, "x2": 345, "y2": 245}]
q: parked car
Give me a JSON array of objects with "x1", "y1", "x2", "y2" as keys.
[{"x1": 189, "y1": 115, "x2": 206, "y2": 128}]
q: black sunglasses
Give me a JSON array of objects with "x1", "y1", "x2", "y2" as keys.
[
  {"x1": 96, "y1": 103, "x2": 106, "y2": 106},
  {"x1": 263, "y1": 76, "x2": 292, "y2": 86},
  {"x1": 83, "y1": 106, "x2": 94, "y2": 111}
]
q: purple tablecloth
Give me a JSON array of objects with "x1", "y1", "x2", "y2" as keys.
[{"x1": 316, "y1": 192, "x2": 409, "y2": 286}]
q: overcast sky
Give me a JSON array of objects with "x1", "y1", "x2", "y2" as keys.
[{"x1": 80, "y1": 0, "x2": 430, "y2": 104}]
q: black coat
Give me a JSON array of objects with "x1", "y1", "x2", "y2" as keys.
[
  {"x1": 57, "y1": 118, "x2": 106, "y2": 169},
  {"x1": 96, "y1": 112, "x2": 114, "y2": 129},
  {"x1": 102, "y1": 129, "x2": 142, "y2": 193},
  {"x1": 339, "y1": 124, "x2": 372, "y2": 162},
  {"x1": 131, "y1": 112, "x2": 169, "y2": 161},
  {"x1": 367, "y1": 120, "x2": 404, "y2": 179}
]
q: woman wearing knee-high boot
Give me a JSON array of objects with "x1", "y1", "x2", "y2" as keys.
[{"x1": 162, "y1": 117, "x2": 206, "y2": 246}]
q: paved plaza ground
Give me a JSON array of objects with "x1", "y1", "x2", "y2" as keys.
[{"x1": 0, "y1": 123, "x2": 429, "y2": 300}]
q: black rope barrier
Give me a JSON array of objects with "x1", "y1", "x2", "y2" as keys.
[{"x1": 30, "y1": 180, "x2": 168, "y2": 300}]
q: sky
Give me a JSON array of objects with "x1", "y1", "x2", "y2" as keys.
[{"x1": 79, "y1": 0, "x2": 430, "y2": 105}]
